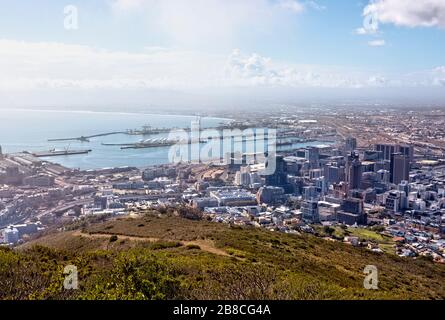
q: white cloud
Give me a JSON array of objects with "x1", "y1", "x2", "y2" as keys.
[
  {"x1": 0, "y1": 40, "x2": 376, "y2": 91},
  {"x1": 368, "y1": 39, "x2": 386, "y2": 46},
  {"x1": 0, "y1": 39, "x2": 443, "y2": 101},
  {"x1": 110, "y1": 0, "x2": 324, "y2": 49},
  {"x1": 431, "y1": 65, "x2": 445, "y2": 86},
  {"x1": 363, "y1": 0, "x2": 445, "y2": 29},
  {"x1": 0, "y1": 39, "x2": 225, "y2": 91},
  {"x1": 368, "y1": 75, "x2": 387, "y2": 86},
  {"x1": 355, "y1": 27, "x2": 378, "y2": 35},
  {"x1": 110, "y1": 0, "x2": 298, "y2": 48},
  {"x1": 305, "y1": 1, "x2": 326, "y2": 11},
  {"x1": 434, "y1": 66, "x2": 445, "y2": 73},
  {"x1": 355, "y1": 27, "x2": 368, "y2": 35},
  {"x1": 278, "y1": 0, "x2": 305, "y2": 13}
]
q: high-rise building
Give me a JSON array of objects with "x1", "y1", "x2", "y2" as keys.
[
  {"x1": 257, "y1": 186, "x2": 286, "y2": 205},
  {"x1": 341, "y1": 198, "x2": 363, "y2": 215},
  {"x1": 390, "y1": 153, "x2": 410, "y2": 185},
  {"x1": 345, "y1": 153, "x2": 362, "y2": 190},
  {"x1": 398, "y1": 180, "x2": 410, "y2": 196},
  {"x1": 363, "y1": 150, "x2": 383, "y2": 161},
  {"x1": 303, "y1": 185, "x2": 319, "y2": 201},
  {"x1": 235, "y1": 166, "x2": 251, "y2": 186},
  {"x1": 301, "y1": 200, "x2": 319, "y2": 223},
  {"x1": 305, "y1": 147, "x2": 319, "y2": 168},
  {"x1": 324, "y1": 165, "x2": 343, "y2": 184},
  {"x1": 265, "y1": 155, "x2": 289, "y2": 189},
  {"x1": 385, "y1": 190, "x2": 406, "y2": 213},
  {"x1": 398, "y1": 145, "x2": 414, "y2": 162},
  {"x1": 337, "y1": 198, "x2": 366, "y2": 225},
  {"x1": 345, "y1": 137, "x2": 357, "y2": 152},
  {"x1": 375, "y1": 144, "x2": 413, "y2": 162}
]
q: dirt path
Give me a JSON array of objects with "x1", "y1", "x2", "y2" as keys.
[{"x1": 73, "y1": 231, "x2": 229, "y2": 257}]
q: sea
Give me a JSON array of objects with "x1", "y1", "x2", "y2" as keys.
[{"x1": 0, "y1": 108, "x2": 327, "y2": 170}]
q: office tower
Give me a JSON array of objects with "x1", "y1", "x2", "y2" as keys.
[
  {"x1": 361, "y1": 172, "x2": 377, "y2": 189},
  {"x1": 361, "y1": 161, "x2": 375, "y2": 173},
  {"x1": 341, "y1": 198, "x2": 363, "y2": 214},
  {"x1": 398, "y1": 145, "x2": 414, "y2": 162},
  {"x1": 301, "y1": 200, "x2": 319, "y2": 223},
  {"x1": 337, "y1": 198, "x2": 366, "y2": 225},
  {"x1": 375, "y1": 144, "x2": 396, "y2": 161},
  {"x1": 348, "y1": 157, "x2": 362, "y2": 190},
  {"x1": 235, "y1": 166, "x2": 251, "y2": 186},
  {"x1": 390, "y1": 153, "x2": 410, "y2": 185},
  {"x1": 375, "y1": 144, "x2": 414, "y2": 162},
  {"x1": 265, "y1": 155, "x2": 288, "y2": 187},
  {"x1": 315, "y1": 177, "x2": 328, "y2": 195},
  {"x1": 305, "y1": 147, "x2": 319, "y2": 168},
  {"x1": 363, "y1": 150, "x2": 383, "y2": 161},
  {"x1": 385, "y1": 190, "x2": 407, "y2": 213},
  {"x1": 324, "y1": 164, "x2": 343, "y2": 184},
  {"x1": 303, "y1": 185, "x2": 318, "y2": 201},
  {"x1": 398, "y1": 180, "x2": 410, "y2": 196},
  {"x1": 257, "y1": 186, "x2": 286, "y2": 205},
  {"x1": 345, "y1": 137, "x2": 357, "y2": 152}
]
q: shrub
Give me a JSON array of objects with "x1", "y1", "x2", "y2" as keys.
[{"x1": 186, "y1": 244, "x2": 201, "y2": 250}]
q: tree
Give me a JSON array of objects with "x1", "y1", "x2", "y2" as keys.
[{"x1": 323, "y1": 226, "x2": 335, "y2": 236}]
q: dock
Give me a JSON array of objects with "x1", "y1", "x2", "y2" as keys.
[
  {"x1": 32, "y1": 149, "x2": 92, "y2": 157},
  {"x1": 48, "y1": 131, "x2": 126, "y2": 143}
]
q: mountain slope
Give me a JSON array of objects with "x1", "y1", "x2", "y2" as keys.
[{"x1": 3, "y1": 211, "x2": 445, "y2": 300}]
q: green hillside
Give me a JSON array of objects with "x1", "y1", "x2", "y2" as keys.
[{"x1": 1, "y1": 211, "x2": 444, "y2": 300}]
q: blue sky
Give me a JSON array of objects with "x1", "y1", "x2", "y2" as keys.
[{"x1": 0, "y1": 0, "x2": 444, "y2": 107}]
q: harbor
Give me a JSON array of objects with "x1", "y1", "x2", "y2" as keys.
[{"x1": 1, "y1": 110, "x2": 329, "y2": 170}]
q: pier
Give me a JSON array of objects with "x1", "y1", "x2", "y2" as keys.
[
  {"x1": 48, "y1": 131, "x2": 126, "y2": 143},
  {"x1": 32, "y1": 149, "x2": 92, "y2": 157}
]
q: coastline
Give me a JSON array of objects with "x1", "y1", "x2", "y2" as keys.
[{"x1": 1, "y1": 107, "x2": 235, "y2": 123}]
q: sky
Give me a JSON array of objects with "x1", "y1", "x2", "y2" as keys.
[{"x1": 0, "y1": 0, "x2": 445, "y2": 109}]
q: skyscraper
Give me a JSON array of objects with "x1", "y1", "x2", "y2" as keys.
[
  {"x1": 235, "y1": 166, "x2": 251, "y2": 186},
  {"x1": 345, "y1": 137, "x2": 357, "y2": 152},
  {"x1": 346, "y1": 152, "x2": 361, "y2": 190},
  {"x1": 265, "y1": 155, "x2": 288, "y2": 187},
  {"x1": 390, "y1": 153, "x2": 410, "y2": 185},
  {"x1": 305, "y1": 147, "x2": 319, "y2": 168},
  {"x1": 375, "y1": 144, "x2": 413, "y2": 162},
  {"x1": 349, "y1": 159, "x2": 362, "y2": 190}
]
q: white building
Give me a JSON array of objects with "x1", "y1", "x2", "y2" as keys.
[{"x1": 3, "y1": 227, "x2": 19, "y2": 244}]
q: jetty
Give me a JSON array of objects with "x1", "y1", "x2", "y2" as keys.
[
  {"x1": 48, "y1": 131, "x2": 126, "y2": 143},
  {"x1": 32, "y1": 149, "x2": 92, "y2": 157}
]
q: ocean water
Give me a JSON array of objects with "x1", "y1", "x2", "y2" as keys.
[{"x1": 0, "y1": 108, "x2": 326, "y2": 170}]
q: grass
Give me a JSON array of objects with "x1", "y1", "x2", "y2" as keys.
[
  {"x1": 7, "y1": 212, "x2": 445, "y2": 300},
  {"x1": 315, "y1": 225, "x2": 396, "y2": 254}
]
